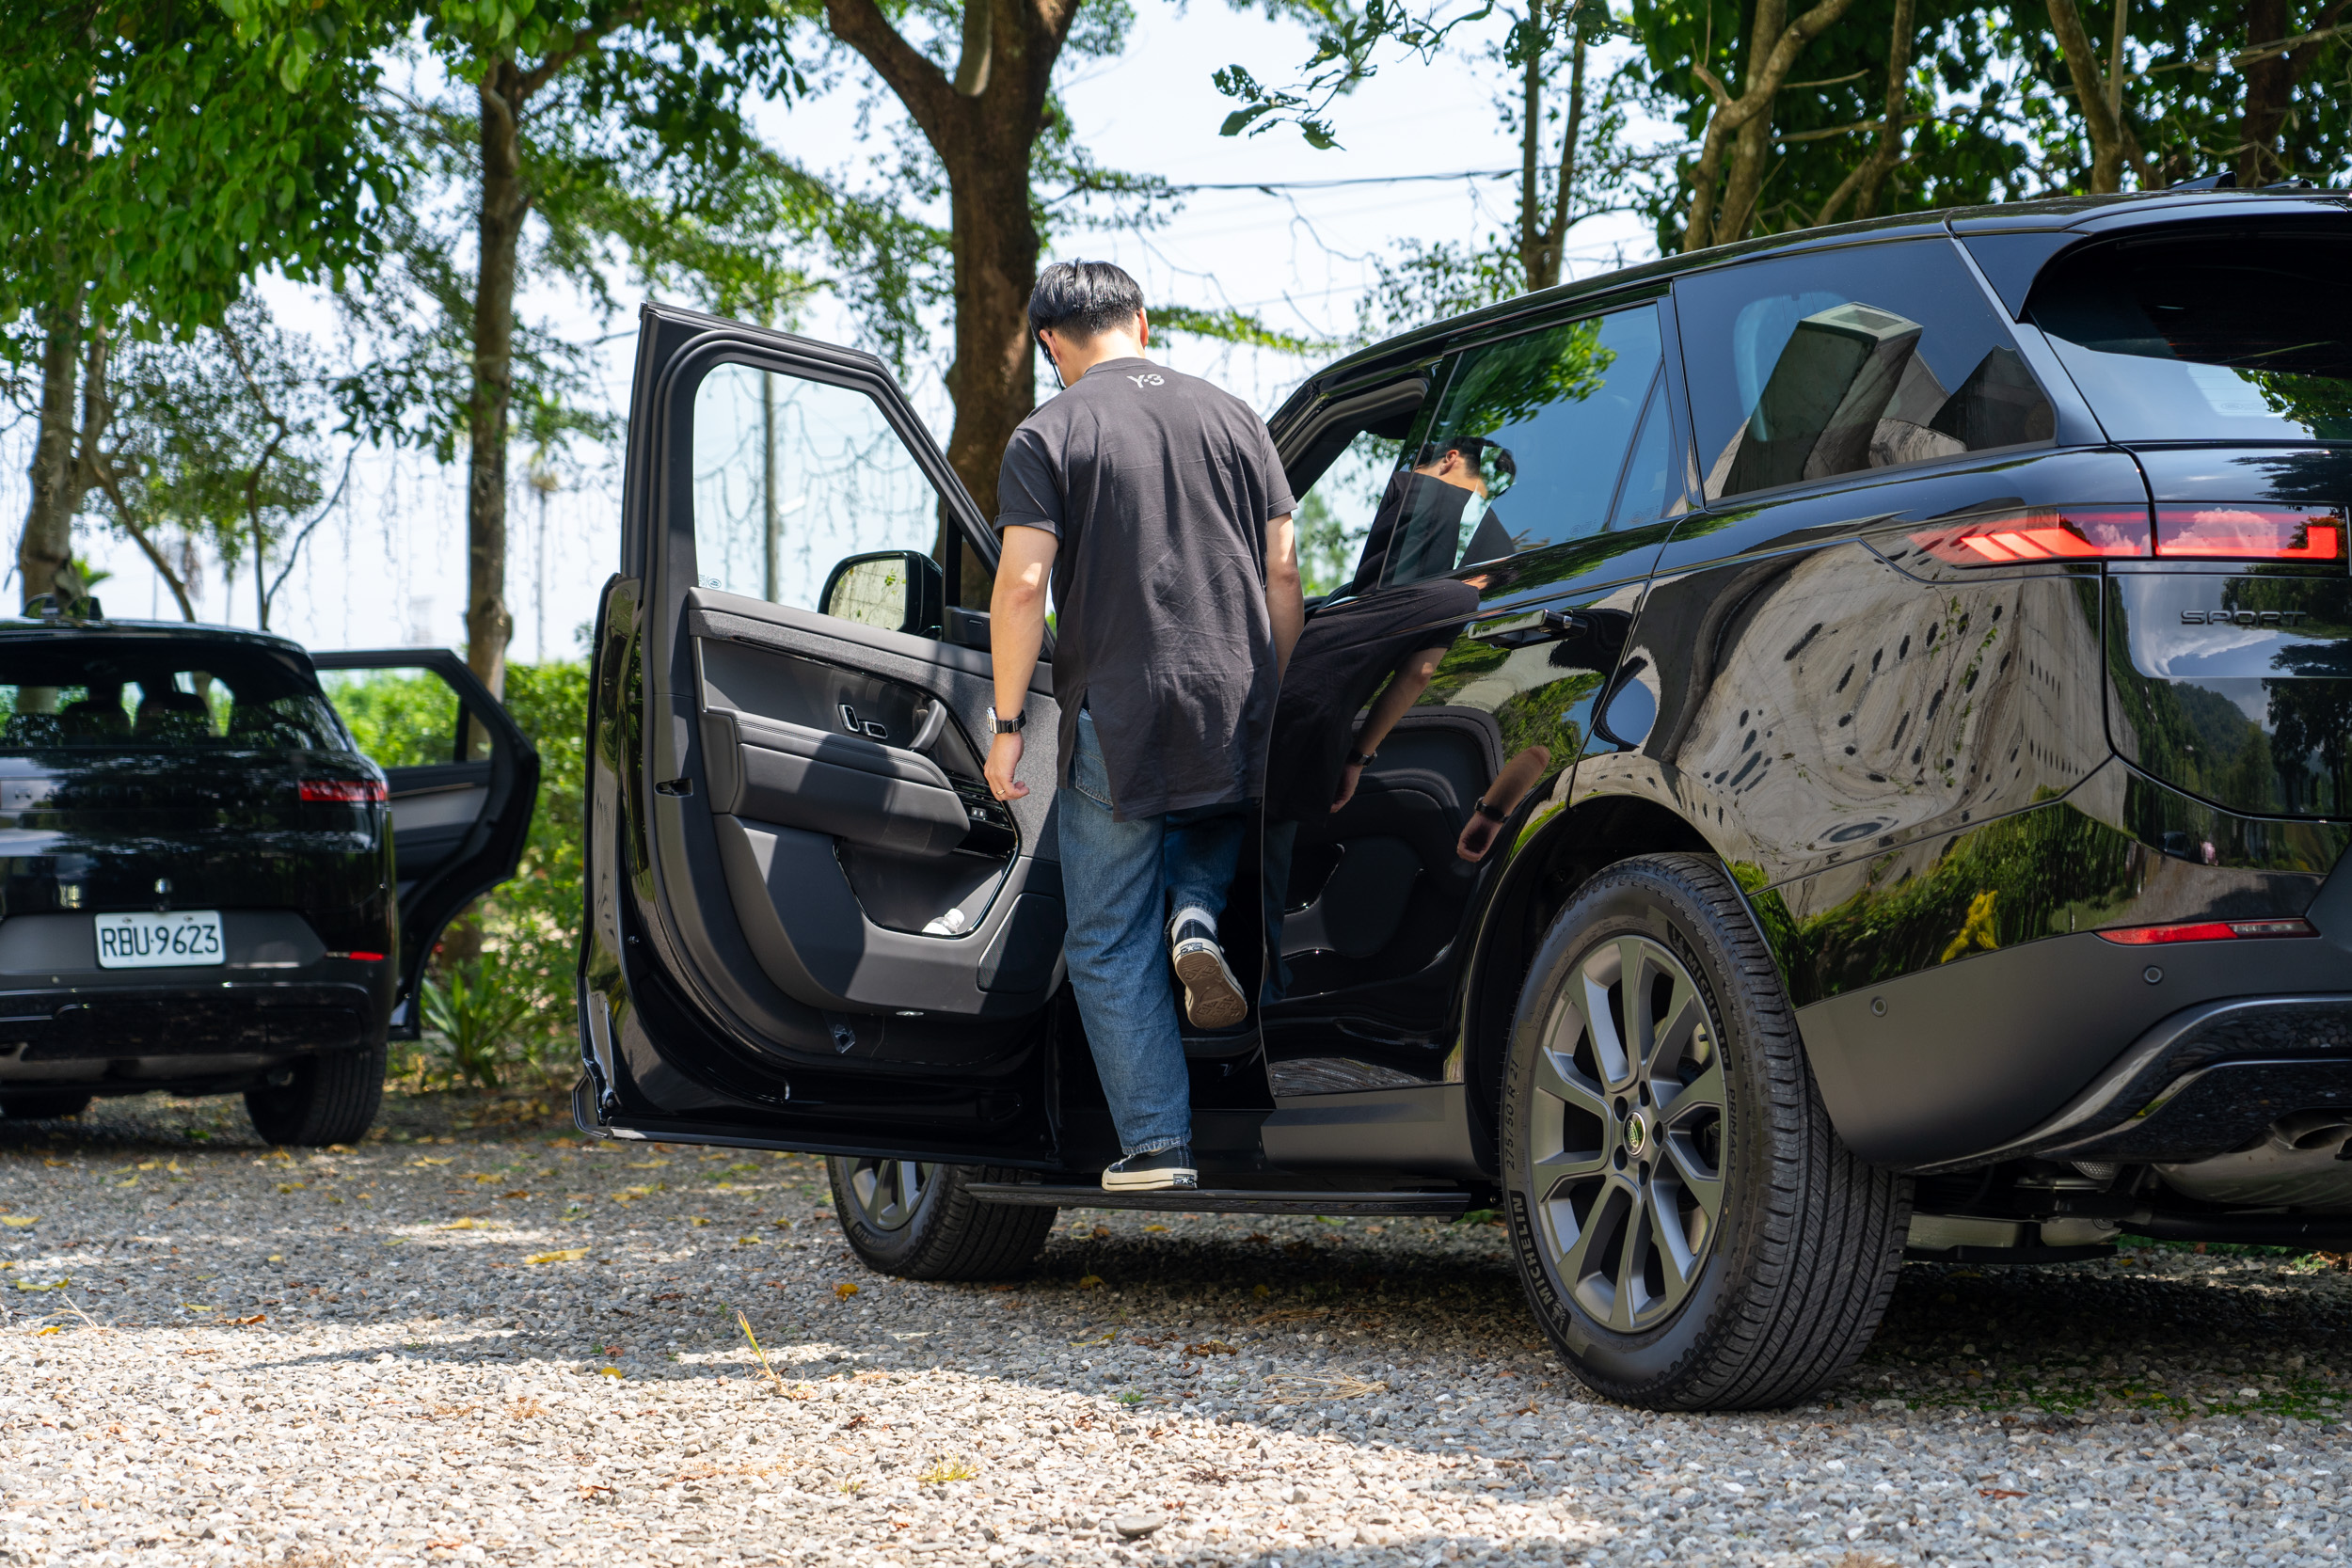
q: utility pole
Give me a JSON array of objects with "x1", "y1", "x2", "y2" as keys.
[{"x1": 762, "y1": 371, "x2": 781, "y2": 602}]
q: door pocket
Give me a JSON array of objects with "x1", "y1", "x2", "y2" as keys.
[{"x1": 700, "y1": 709, "x2": 970, "y2": 857}]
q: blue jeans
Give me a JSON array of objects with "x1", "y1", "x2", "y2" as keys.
[{"x1": 1057, "y1": 708, "x2": 1247, "y2": 1156}]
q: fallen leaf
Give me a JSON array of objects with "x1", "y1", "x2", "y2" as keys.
[
  {"x1": 412, "y1": 1157, "x2": 454, "y2": 1166},
  {"x1": 502, "y1": 1191, "x2": 530, "y2": 1199},
  {"x1": 1185, "y1": 1341, "x2": 1238, "y2": 1357},
  {"x1": 14, "y1": 1278, "x2": 67, "y2": 1291},
  {"x1": 1143, "y1": 1224, "x2": 1169, "y2": 1233},
  {"x1": 524, "y1": 1248, "x2": 591, "y2": 1265},
  {"x1": 439, "y1": 1218, "x2": 481, "y2": 1230},
  {"x1": 834, "y1": 1282, "x2": 860, "y2": 1300},
  {"x1": 0, "y1": 1216, "x2": 36, "y2": 1228},
  {"x1": 597, "y1": 1367, "x2": 625, "y2": 1379},
  {"x1": 230, "y1": 1314, "x2": 266, "y2": 1326},
  {"x1": 1979, "y1": 1488, "x2": 2027, "y2": 1499},
  {"x1": 1077, "y1": 1275, "x2": 1104, "y2": 1291},
  {"x1": 34, "y1": 1325, "x2": 62, "y2": 1337}
]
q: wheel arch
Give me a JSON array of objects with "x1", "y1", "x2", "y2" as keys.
[{"x1": 1460, "y1": 791, "x2": 1721, "y2": 1144}]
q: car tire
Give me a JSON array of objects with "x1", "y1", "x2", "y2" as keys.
[
  {"x1": 0, "y1": 1092, "x2": 92, "y2": 1120},
  {"x1": 1501, "y1": 852, "x2": 1910, "y2": 1410},
  {"x1": 244, "y1": 1045, "x2": 388, "y2": 1147},
  {"x1": 827, "y1": 1156, "x2": 1057, "y2": 1281}
]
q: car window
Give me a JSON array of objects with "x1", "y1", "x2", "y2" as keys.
[
  {"x1": 1677, "y1": 239, "x2": 2056, "y2": 501},
  {"x1": 318, "y1": 668, "x2": 466, "y2": 766},
  {"x1": 0, "y1": 640, "x2": 350, "y2": 753},
  {"x1": 1360, "y1": 307, "x2": 1665, "y2": 591},
  {"x1": 691, "y1": 361, "x2": 946, "y2": 628},
  {"x1": 2027, "y1": 228, "x2": 2352, "y2": 442}
]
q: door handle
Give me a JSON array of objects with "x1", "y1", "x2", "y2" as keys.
[
  {"x1": 1478, "y1": 608, "x2": 1592, "y2": 649},
  {"x1": 908, "y1": 700, "x2": 948, "y2": 752}
]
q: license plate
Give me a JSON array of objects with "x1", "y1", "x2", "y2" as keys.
[{"x1": 93, "y1": 911, "x2": 226, "y2": 970}]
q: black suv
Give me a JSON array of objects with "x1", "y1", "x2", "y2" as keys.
[
  {"x1": 579, "y1": 187, "x2": 2352, "y2": 1409},
  {"x1": 0, "y1": 622, "x2": 536, "y2": 1144}
]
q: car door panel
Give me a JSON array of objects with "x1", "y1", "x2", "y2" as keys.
[
  {"x1": 580, "y1": 305, "x2": 1065, "y2": 1160},
  {"x1": 312, "y1": 648, "x2": 539, "y2": 1038}
]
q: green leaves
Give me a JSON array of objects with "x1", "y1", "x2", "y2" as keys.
[{"x1": 0, "y1": 0, "x2": 401, "y2": 344}]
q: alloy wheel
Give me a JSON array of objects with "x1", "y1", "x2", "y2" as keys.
[
  {"x1": 1524, "y1": 934, "x2": 1727, "y2": 1333},
  {"x1": 844, "y1": 1158, "x2": 932, "y2": 1232}
]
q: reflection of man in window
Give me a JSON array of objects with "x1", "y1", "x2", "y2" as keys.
[{"x1": 1346, "y1": 436, "x2": 1518, "y2": 595}]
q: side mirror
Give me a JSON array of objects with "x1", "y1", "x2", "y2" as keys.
[{"x1": 818, "y1": 550, "x2": 945, "y2": 638}]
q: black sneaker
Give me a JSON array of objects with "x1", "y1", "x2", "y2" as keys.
[
  {"x1": 1168, "y1": 907, "x2": 1248, "y2": 1030},
  {"x1": 1102, "y1": 1146, "x2": 1198, "y2": 1192}
]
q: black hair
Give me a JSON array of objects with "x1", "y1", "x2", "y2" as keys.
[
  {"x1": 1027, "y1": 260, "x2": 1147, "y2": 341},
  {"x1": 1415, "y1": 435, "x2": 1518, "y2": 484}
]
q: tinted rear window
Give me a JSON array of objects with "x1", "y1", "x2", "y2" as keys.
[
  {"x1": 2029, "y1": 229, "x2": 2352, "y2": 442},
  {"x1": 0, "y1": 637, "x2": 352, "y2": 753},
  {"x1": 1676, "y1": 238, "x2": 2056, "y2": 501}
]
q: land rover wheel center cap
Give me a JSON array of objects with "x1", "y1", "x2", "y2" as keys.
[{"x1": 1624, "y1": 1110, "x2": 1649, "y2": 1154}]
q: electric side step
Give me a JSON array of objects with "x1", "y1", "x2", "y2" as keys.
[{"x1": 961, "y1": 1183, "x2": 1473, "y2": 1216}]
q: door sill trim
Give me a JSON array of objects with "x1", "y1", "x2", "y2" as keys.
[{"x1": 961, "y1": 1182, "x2": 1470, "y2": 1215}]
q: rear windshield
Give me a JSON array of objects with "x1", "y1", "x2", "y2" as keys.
[
  {"x1": 2029, "y1": 229, "x2": 2352, "y2": 443},
  {"x1": 0, "y1": 637, "x2": 353, "y2": 753}
]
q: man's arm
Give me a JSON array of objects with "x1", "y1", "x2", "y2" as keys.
[
  {"x1": 1264, "y1": 512, "x2": 1303, "y2": 680},
  {"x1": 984, "y1": 524, "x2": 1059, "y2": 801}
]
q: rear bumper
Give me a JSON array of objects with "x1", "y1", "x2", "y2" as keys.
[
  {"x1": 1907, "y1": 992, "x2": 2352, "y2": 1174},
  {"x1": 0, "y1": 969, "x2": 390, "y2": 1096}
]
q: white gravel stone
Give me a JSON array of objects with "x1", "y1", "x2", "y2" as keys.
[{"x1": 3, "y1": 1093, "x2": 2350, "y2": 1566}]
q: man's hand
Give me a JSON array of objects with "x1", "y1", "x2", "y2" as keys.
[
  {"x1": 1330, "y1": 760, "x2": 1363, "y2": 813},
  {"x1": 986, "y1": 731, "x2": 1027, "y2": 801}
]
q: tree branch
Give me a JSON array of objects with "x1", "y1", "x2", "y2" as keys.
[
  {"x1": 823, "y1": 0, "x2": 956, "y2": 148},
  {"x1": 515, "y1": 5, "x2": 649, "y2": 103},
  {"x1": 953, "y1": 0, "x2": 993, "y2": 96}
]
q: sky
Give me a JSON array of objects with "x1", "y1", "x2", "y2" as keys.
[{"x1": 1, "y1": 5, "x2": 1664, "y2": 664}]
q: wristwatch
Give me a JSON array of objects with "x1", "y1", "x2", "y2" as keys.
[
  {"x1": 988, "y1": 706, "x2": 1027, "y2": 736},
  {"x1": 1345, "y1": 748, "x2": 1376, "y2": 768}
]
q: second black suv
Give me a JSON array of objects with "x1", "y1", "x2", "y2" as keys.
[
  {"x1": 577, "y1": 186, "x2": 2352, "y2": 1410},
  {"x1": 0, "y1": 623, "x2": 537, "y2": 1144}
]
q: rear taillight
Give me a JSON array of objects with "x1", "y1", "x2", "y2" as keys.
[
  {"x1": 1907, "y1": 506, "x2": 2152, "y2": 565},
  {"x1": 2153, "y1": 504, "x2": 2345, "y2": 562},
  {"x1": 1910, "y1": 503, "x2": 2346, "y2": 566},
  {"x1": 2096, "y1": 917, "x2": 2316, "y2": 945},
  {"x1": 301, "y1": 778, "x2": 387, "y2": 805}
]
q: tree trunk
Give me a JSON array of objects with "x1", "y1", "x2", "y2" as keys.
[
  {"x1": 937, "y1": 121, "x2": 1040, "y2": 610},
  {"x1": 822, "y1": 0, "x2": 1079, "y2": 610},
  {"x1": 2235, "y1": 0, "x2": 2321, "y2": 185},
  {"x1": 2046, "y1": 0, "x2": 2129, "y2": 192},
  {"x1": 1816, "y1": 0, "x2": 1917, "y2": 225},
  {"x1": 18, "y1": 303, "x2": 82, "y2": 611},
  {"x1": 1519, "y1": 18, "x2": 1588, "y2": 293},
  {"x1": 468, "y1": 60, "x2": 528, "y2": 704},
  {"x1": 1679, "y1": 0, "x2": 1862, "y2": 251}
]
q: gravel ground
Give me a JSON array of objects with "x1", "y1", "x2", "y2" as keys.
[{"x1": 6, "y1": 1092, "x2": 2352, "y2": 1567}]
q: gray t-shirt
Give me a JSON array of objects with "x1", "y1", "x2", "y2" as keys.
[{"x1": 995, "y1": 357, "x2": 1295, "y2": 820}]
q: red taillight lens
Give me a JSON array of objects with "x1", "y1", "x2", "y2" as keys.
[
  {"x1": 1907, "y1": 506, "x2": 2153, "y2": 565},
  {"x1": 2153, "y1": 504, "x2": 2345, "y2": 562},
  {"x1": 2096, "y1": 917, "x2": 2316, "y2": 945},
  {"x1": 301, "y1": 778, "x2": 387, "y2": 805}
]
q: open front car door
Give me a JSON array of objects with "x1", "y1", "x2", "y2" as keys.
[{"x1": 578, "y1": 304, "x2": 1065, "y2": 1164}]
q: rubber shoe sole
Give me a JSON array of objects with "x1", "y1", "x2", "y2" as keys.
[
  {"x1": 1102, "y1": 1161, "x2": 1198, "y2": 1192},
  {"x1": 1172, "y1": 939, "x2": 1248, "y2": 1030}
]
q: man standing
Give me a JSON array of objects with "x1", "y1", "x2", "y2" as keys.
[{"x1": 984, "y1": 261, "x2": 1302, "y2": 1193}]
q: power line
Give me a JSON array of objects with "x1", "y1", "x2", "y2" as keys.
[{"x1": 1168, "y1": 168, "x2": 1519, "y2": 193}]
